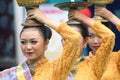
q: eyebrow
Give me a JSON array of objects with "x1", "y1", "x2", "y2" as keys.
[{"x1": 20, "y1": 38, "x2": 37, "y2": 40}]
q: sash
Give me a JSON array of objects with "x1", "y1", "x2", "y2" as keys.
[{"x1": 17, "y1": 63, "x2": 33, "y2": 80}]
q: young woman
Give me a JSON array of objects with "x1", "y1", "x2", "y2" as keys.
[
  {"x1": 68, "y1": 9, "x2": 115, "y2": 80},
  {"x1": 95, "y1": 6, "x2": 120, "y2": 80},
  {"x1": 0, "y1": 8, "x2": 81, "y2": 80}
]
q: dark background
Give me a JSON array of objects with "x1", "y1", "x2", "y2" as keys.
[{"x1": 0, "y1": 0, "x2": 17, "y2": 71}]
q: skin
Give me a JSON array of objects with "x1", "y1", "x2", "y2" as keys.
[
  {"x1": 20, "y1": 28, "x2": 49, "y2": 62},
  {"x1": 88, "y1": 27, "x2": 102, "y2": 53},
  {"x1": 95, "y1": 6, "x2": 120, "y2": 26}
]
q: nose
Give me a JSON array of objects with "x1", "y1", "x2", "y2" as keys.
[
  {"x1": 26, "y1": 43, "x2": 32, "y2": 51},
  {"x1": 93, "y1": 37, "x2": 99, "y2": 44}
]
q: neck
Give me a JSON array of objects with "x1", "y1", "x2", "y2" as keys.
[
  {"x1": 26, "y1": 56, "x2": 46, "y2": 75},
  {"x1": 31, "y1": 55, "x2": 45, "y2": 63}
]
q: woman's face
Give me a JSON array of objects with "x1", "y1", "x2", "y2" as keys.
[
  {"x1": 88, "y1": 27, "x2": 102, "y2": 52},
  {"x1": 20, "y1": 28, "x2": 49, "y2": 61}
]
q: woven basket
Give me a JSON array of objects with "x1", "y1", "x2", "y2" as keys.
[{"x1": 16, "y1": 0, "x2": 45, "y2": 6}]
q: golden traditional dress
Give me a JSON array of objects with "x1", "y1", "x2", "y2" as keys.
[
  {"x1": 33, "y1": 22, "x2": 82, "y2": 80},
  {"x1": 101, "y1": 23, "x2": 120, "y2": 80},
  {"x1": 74, "y1": 21, "x2": 115, "y2": 80},
  {"x1": 101, "y1": 51, "x2": 120, "y2": 80},
  {"x1": 0, "y1": 22, "x2": 81, "y2": 80}
]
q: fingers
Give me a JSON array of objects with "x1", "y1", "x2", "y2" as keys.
[
  {"x1": 26, "y1": 8, "x2": 40, "y2": 20},
  {"x1": 68, "y1": 9, "x2": 79, "y2": 20},
  {"x1": 68, "y1": 12, "x2": 73, "y2": 20}
]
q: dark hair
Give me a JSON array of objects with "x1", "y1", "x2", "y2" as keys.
[
  {"x1": 20, "y1": 25, "x2": 52, "y2": 40},
  {"x1": 68, "y1": 24, "x2": 89, "y2": 39}
]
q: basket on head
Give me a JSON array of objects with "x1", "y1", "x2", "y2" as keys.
[{"x1": 16, "y1": 0, "x2": 45, "y2": 7}]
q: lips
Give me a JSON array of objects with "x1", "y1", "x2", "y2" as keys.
[
  {"x1": 93, "y1": 46, "x2": 100, "y2": 50},
  {"x1": 26, "y1": 52, "x2": 33, "y2": 55}
]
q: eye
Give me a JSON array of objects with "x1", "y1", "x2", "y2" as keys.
[
  {"x1": 89, "y1": 34, "x2": 95, "y2": 39},
  {"x1": 31, "y1": 40, "x2": 37, "y2": 45},
  {"x1": 21, "y1": 40, "x2": 27, "y2": 45}
]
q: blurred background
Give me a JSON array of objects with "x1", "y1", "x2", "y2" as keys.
[{"x1": 0, "y1": 0, "x2": 120, "y2": 71}]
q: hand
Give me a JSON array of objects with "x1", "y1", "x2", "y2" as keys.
[
  {"x1": 95, "y1": 6, "x2": 113, "y2": 21},
  {"x1": 27, "y1": 8, "x2": 47, "y2": 24},
  {"x1": 68, "y1": 9, "x2": 89, "y2": 23},
  {"x1": 26, "y1": 7, "x2": 60, "y2": 30},
  {"x1": 68, "y1": 9, "x2": 81, "y2": 20},
  {"x1": 68, "y1": 9, "x2": 95, "y2": 26}
]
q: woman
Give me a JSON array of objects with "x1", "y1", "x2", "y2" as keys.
[
  {"x1": 95, "y1": 6, "x2": 120, "y2": 80},
  {"x1": 68, "y1": 9, "x2": 115, "y2": 80},
  {"x1": 86, "y1": 21, "x2": 111, "y2": 58},
  {"x1": 0, "y1": 8, "x2": 81, "y2": 80}
]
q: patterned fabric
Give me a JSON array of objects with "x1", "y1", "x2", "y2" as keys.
[
  {"x1": 33, "y1": 22, "x2": 81, "y2": 80},
  {"x1": 74, "y1": 21, "x2": 115, "y2": 80},
  {"x1": 67, "y1": 73, "x2": 75, "y2": 80},
  {"x1": 0, "y1": 62, "x2": 32, "y2": 80},
  {"x1": 101, "y1": 51, "x2": 120, "y2": 80}
]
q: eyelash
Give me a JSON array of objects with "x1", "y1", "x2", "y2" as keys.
[
  {"x1": 21, "y1": 41, "x2": 37, "y2": 45},
  {"x1": 21, "y1": 41, "x2": 27, "y2": 45},
  {"x1": 31, "y1": 41, "x2": 37, "y2": 44}
]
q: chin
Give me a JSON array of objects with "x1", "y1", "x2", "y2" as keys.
[{"x1": 27, "y1": 57, "x2": 36, "y2": 61}]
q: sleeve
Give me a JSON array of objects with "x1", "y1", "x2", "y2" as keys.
[
  {"x1": 51, "y1": 22, "x2": 82, "y2": 80},
  {"x1": 91, "y1": 21, "x2": 115, "y2": 79},
  {"x1": 101, "y1": 52, "x2": 120, "y2": 80},
  {"x1": 116, "y1": 23, "x2": 120, "y2": 31}
]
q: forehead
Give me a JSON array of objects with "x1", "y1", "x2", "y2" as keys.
[{"x1": 20, "y1": 28, "x2": 42, "y2": 38}]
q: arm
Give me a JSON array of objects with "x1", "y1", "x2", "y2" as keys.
[
  {"x1": 27, "y1": 8, "x2": 60, "y2": 31},
  {"x1": 91, "y1": 21, "x2": 115, "y2": 78},
  {"x1": 95, "y1": 6, "x2": 120, "y2": 31},
  {"x1": 68, "y1": 9, "x2": 115, "y2": 78},
  {"x1": 27, "y1": 8, "x2": 82, "y2": 80},
  {"x1": 52, "y1": 22, "x2": 82, "y2": 80}
]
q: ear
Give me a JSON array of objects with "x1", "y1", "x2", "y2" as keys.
[
  {"x1": 44, "y1": 39, "x2": 49, "y2": 50},
  {"x1": 83, "y1": 37, "x2": 88, "y2": 49}
]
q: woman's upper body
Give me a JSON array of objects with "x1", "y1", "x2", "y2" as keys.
[
  {"x1": 0, "y1": 8, "x2": 82, "y2": 80},
  {"x1": 30, "y1": 22, "x2": 81, "y2": 80},
  {"x1": 68, "y1": 9, "x2": 115, "y2": 80},
  {"x1": 95, "y1": 6, "x2": 120, "y2": 80}
]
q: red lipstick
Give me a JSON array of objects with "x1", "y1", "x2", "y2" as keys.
[
  {"x1": 27, "y1": 52, "x2": 33, "y2": 55},
  {"x1": 93, "y1": 46, "x2": 100, "y2": 50}
]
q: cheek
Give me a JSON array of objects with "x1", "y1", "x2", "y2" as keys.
[
  {"x1": 88, "y1": 39, "x2": 94, "y2": 49},
  {"x1": 88, "y1": 39, "x2": 93, "y2": 45},
  {"x1": 99, "y1": 39, "x2": 102, "y2": 44},
  {"x1": 35, "y1": 41, "x2": 46, "y2": 52},
  {"x1": 20, "y1": 44, "x2": 25, "y2": 53}
]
